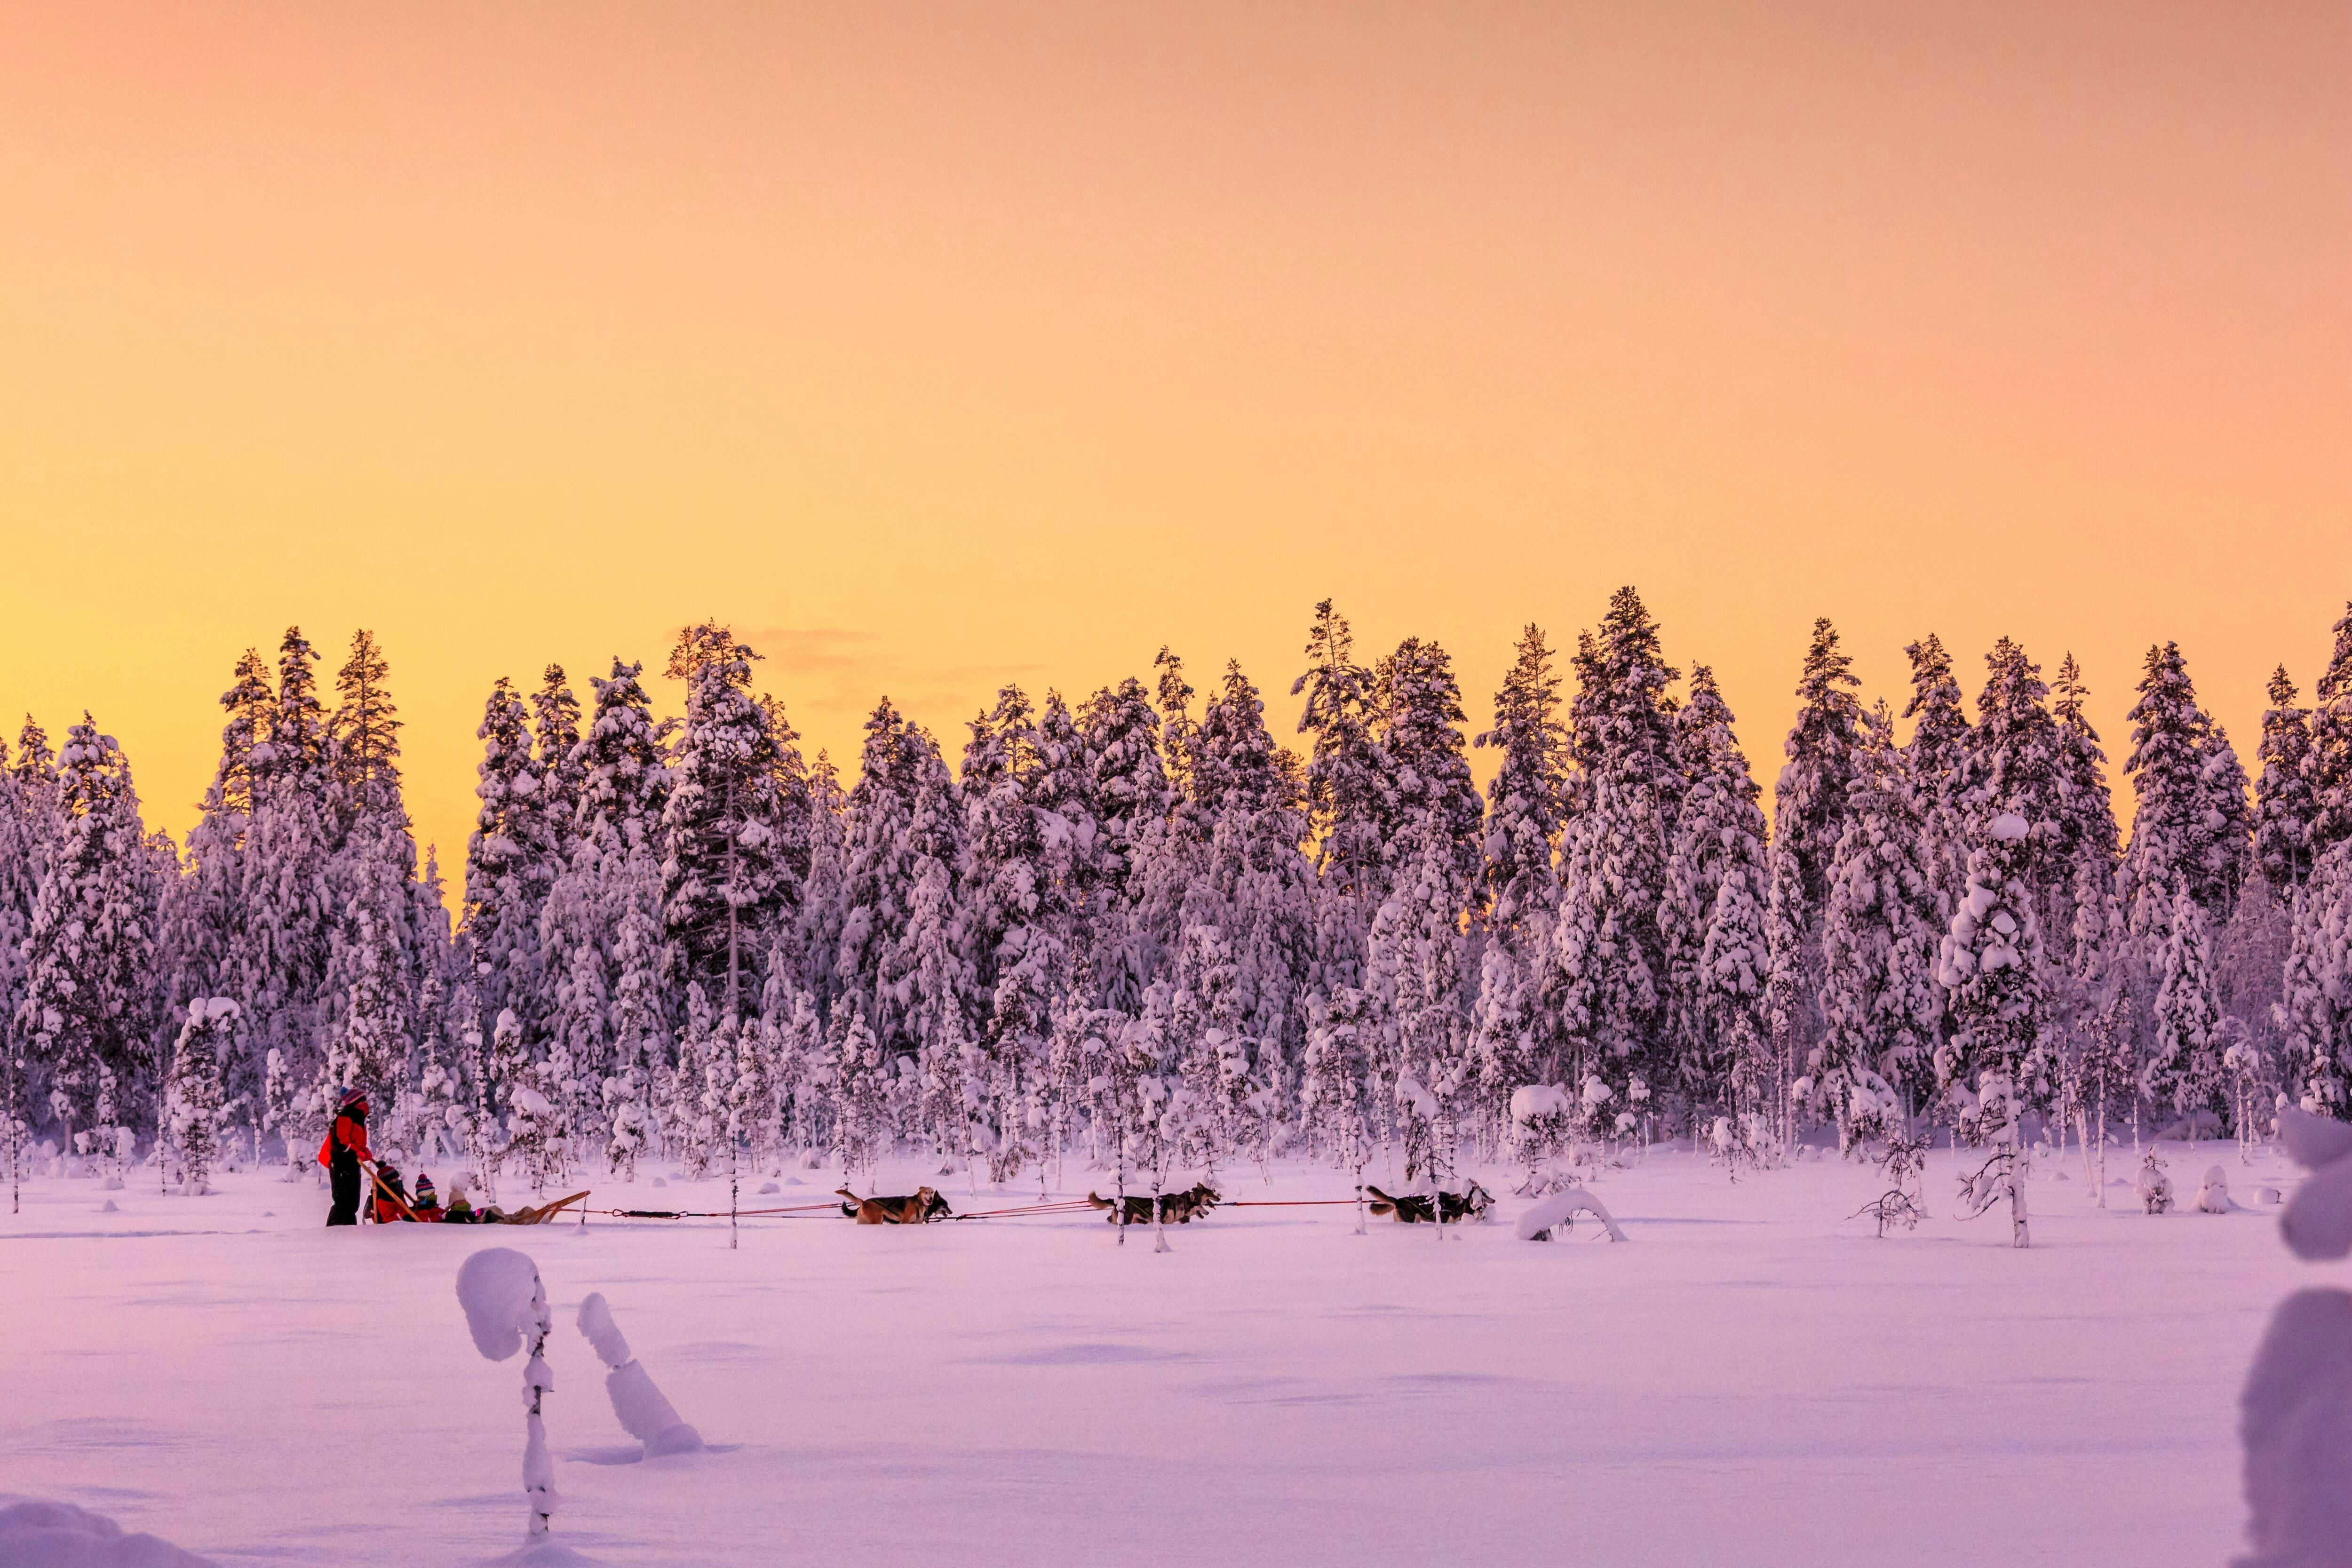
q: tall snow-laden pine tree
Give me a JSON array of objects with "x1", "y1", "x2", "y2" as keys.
[
  {"x1": 2281, "y1": 840, "x2": 2352, "y2": 1114},
  {"x1": 1935, "y1": 812, "x2": 2047, "y2": 1249},
  {"x1": 1810, "y1": 704, "x2": 1942, "y2": 1148},
  {"x1": 834, "y1": 699, "x2": 939, "y2": 1043},
  {"x1": 1901, "y1": 634, "x2": 1973, "y2": 923},
  {"x1": 662, "y1": 623, "x2": 797, "y2": 1024},
  {"x1": 961, "y1": 685, "x2": 1055, "y2": 1182},
  {"x1": 159, "y1": 651, "x2": 272, "y2": 1096},
  {"x1": 1379, "y1": 636, "x2": 1484, "y2": 898},
  {"x1": 1082, "y1": 677, "x2": 1173, "y2": 945},
  {"x1": 1475, "y1": 622, "x2": 1568, "y2": 931},
  {"x1": 1292, "y1": 601, "x2": 1394, "y2": 915},
  {"x1": 1660, "y1": 665, "x2": 1769, "y2": 1113},
  {"x1": 15, "y1": 720, "x2": 159, "y2": 1153},
  {"x1": 331, "y1": 630, "x2": 404, "y2": 824},
  {"x1": 1766, "y1": 618, "x2": 1866, "y2": 1117},
  {"x1": 2255, "y1": 666, "x2": 2319, "y2": 892},
  {"x1": 1367, "y1": 828, "x2": 1471, "y2": 1178},
  {"x1": 321, "y1": 811, "x2": 415, "y2": 1104},
  {"x1": 2049, "y1": 654, "x2": 2122, "y2": 983},
  {"x1": 1553, "y1": 588, "x2": 1682, "y2": 1114},
  {"x1": 2308, "y1": 604, "x2": 2352, "y2": 862},
  {"x1": 2147, "y1": 885, "x2": 2223, "y2": 1123},
  {"x1": 236, "y1": 629, "x2": 338, "y2": 1126},
  {"x1": 2122, "y1": 642, "x2": 2251, "y2": 944},
  {"x1": 464, "y1": 677, "x2": 547, "y2": 1048}
]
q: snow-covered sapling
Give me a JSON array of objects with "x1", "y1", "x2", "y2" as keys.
[
  {"x1": 576, "y1": 1292, "x2": 703, "y2": 1457},
  {"x1": 2196, "y1": 1164, "x2": 2232, "y2": 1214},
  {"x1": 1850, "y1": 1128, "x2": 1929, "y2": 1237},
  {"x1": 2137, "y1": 1151, "x2": 2174, "y2": 1216},
  {"x1": 455, "y1": 1248, "x2": 558, "y2": 1543}
]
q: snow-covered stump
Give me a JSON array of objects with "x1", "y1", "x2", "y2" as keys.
[
  {"x1": 577, "y1": 1292, "x2": 703, "y2": 1458},
  {"x1": 455, "y1": 1248, "x2": 558, "y2": 1545},
  {"x1": 2197, "y1": 1164, "x2": 2233, "y2": 1214}
]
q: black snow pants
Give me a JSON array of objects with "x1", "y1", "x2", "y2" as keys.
[{"x1": 327, "y1": 1154, "x2": 362, "y2": 1226}]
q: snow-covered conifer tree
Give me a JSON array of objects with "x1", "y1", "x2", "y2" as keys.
[
  {"x1": 1553, "y1": 589, "x2": 1681, "y2": 1113},
  {"x1": 2281, "y1": 841, "x2": 2352, "y2": 1114},
  {"x1": 1936, "y1": 812, "x2": 2048, "y2": 1248},
  {"x1": 1474, "y1": 623, "x2": 1568, "y2": 934},
  {"x1": 1765, "y1": 618, "x2": 1866, "y2": 1125},
  {"x1": 15, "y1": 719, "x2": 159, "y2": 1156},
  {"x1": 2123, "y1": 642, "x2": 2252, "y2": 947},
  {"x1": 1660, "y1": 665, "x2": 1768, "y2": 1116},
  {"x1": 1380, "y1": 636, "x2": 1483, "y2": 897},
  {"x1": 1811, "y1": 704, "x2": 1942, "y2": 1149},
  {"x1": 464, "y1": 677, "x2": 548, "y2": 1048},
  {"x1": 1081, "y1": 677, "x2": 1175, "y2": 1005},
  {"x1": 166, "y1": 998, "x2": 238, "y2": 1194},
  {"x1": 1292, "y1": 601, "x2": 1394, "y2": 938},
  {"x1": 2307, "y1": 604, "x2": 2352, "y2": 862},
  {"x1": 1901, "y1": 634, "x2": 1974, "y2": 922},
  {"x1": 961, "y1": 685, "x2": 1055, "y2": 1182},
  {"x1": 2049, "y1": 654, "x2": 2122, "y2": 983},
  {"x1": 2256, "y1": 666, "x2": 2319, "y2": 892},
  {"x1": 663, "y1": 624, "x2": 799, "y2": 1025},
  {"x1": 235, "y1": 630, "x2": 338, "y2": 1119},
  {"x1": 2148, "y1": 885, "x2": 2223, "y2": 1124},
  {"x1": 330, "y1": 630, "x2": 405, "y2": 824},
  {"x1": 834, "y1": 700, "x2": 930, "y2": 1039}
]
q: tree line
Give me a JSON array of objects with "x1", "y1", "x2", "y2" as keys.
[{"x1": 3, "y1": 591, "x2": 2349, "y2": 1207}]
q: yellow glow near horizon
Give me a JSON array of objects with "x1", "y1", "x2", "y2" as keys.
[{"x1": 2, "y1": 5, "x2": 2346, "y2": 883}]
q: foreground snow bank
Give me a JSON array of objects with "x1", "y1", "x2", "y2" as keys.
[{"x1": 0, "y1": 1497, "x2": 215, "y2": 1568}]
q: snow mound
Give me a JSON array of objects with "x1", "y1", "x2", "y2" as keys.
[
  {"x1": 0, "y1": 1496, "x2": 216, "y2": 1567},
  {"x1": 2280, "y1": 1106, "x2": 2352, "y2": 1261},
  {"x1": 1515, "y1": 1187, "x2": 1625, "y2": 1242},
  {"x1": 485, "y1": 1541, "x2": 602, "y2": 1566},
  {"x1": 2282, "y1": 1104, "x2": 2352, "y2": 1170},
  {"x1": 456, "y1": 1249, "x2": 544, "y2": 1361},
  {"x1": 756, "y1": 1181, "x2": 780, "y2": 1195},
  {"x1": 2240, "y1": 1288, "x2": 2352, "y2": 1567}
]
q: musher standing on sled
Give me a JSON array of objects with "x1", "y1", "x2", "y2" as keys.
[{"x1": 319, "y1": 1087, "x2": 376, "y2": 1226}]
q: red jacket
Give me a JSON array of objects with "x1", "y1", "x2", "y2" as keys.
[{"x1": 317, "y1": 1111, "x2": 374, "y2": 1168}]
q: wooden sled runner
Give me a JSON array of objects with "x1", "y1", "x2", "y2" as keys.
[{"x1": 507, "y1": 1190, "x2": 590, "y2": 1225}]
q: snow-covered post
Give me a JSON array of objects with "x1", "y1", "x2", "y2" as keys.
[
  {"x1": 455, "y1": 1249, "x2": 558, "y2": 1544},
  {"x1": 577, "y1": 1293, "x2": 704, "y2": 1457}
]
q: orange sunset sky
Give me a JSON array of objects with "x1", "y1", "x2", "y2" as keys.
[{"x1": 2, "y1": 3, "x2": 2347, "y2": 883}]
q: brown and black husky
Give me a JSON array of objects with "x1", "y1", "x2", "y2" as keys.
[
  {"x1": 838, "y1": 1186, "x2": 954, "y2": 1225},
  {"x1": 1084, "y1": 1182, "x2": 1223, "y2": 1226},
  {"x1": 1362, "y1": 1181, "x2": 1494, "y2": 1224}
]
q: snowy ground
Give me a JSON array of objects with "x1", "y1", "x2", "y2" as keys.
[{"x1": 2, "y1": 1139, "x2": 2301, "y2": 1567}]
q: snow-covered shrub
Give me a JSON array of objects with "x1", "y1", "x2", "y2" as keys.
[{"x1": 2137, "y1": 1151, "x2": 2174, "y2": 1215}]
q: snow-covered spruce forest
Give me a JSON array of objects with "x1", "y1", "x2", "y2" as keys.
[{"x1": 7, "y1": 591, "x2": 2351, "y2": 1218}]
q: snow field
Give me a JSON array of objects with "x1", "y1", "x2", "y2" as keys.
[{"x1": 2, "y1": 1142, "x2": 2306, "y2": 1567}]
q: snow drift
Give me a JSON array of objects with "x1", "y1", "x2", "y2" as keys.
[{"x1": 0, "y1": 1497, "x2": 215, "y2": 1568}]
